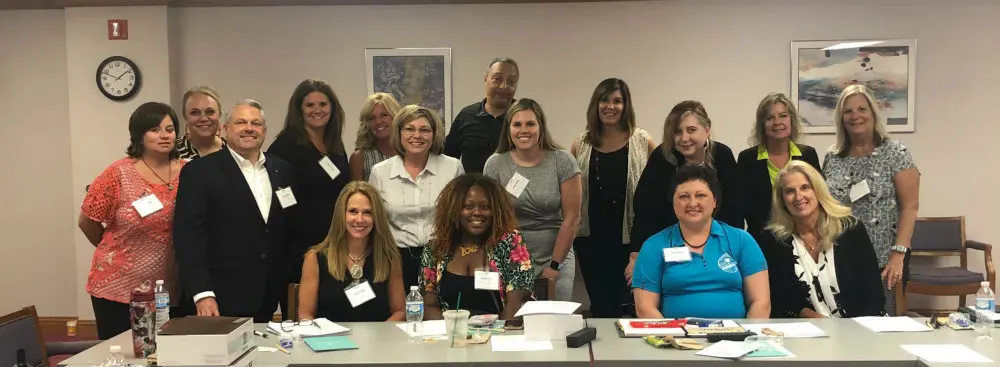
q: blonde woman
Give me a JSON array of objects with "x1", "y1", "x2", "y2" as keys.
[
  {"x1": 177, "y1": 86, "x2": 226, "y2": 159},
  {"x1": 298, "y1": 181, "x2": 405, "y2": 322},
  {"x1": 368, "y1": 105, "x2": 464, "y2": 291},
  {"x1": 350, "y1": 93, "x2": 402, "y2": 181},
  {"x1": 761, "y1": 161, "x2": 885, "y2": 318},
  {"x1": 821, "y1": 85, "x2": 919, "y2": 313},
  {"x1": 737, "y1": 93, "x2": 821, "y2": 245}
]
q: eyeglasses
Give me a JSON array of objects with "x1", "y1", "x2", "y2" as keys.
[
  {"x1": 280, "y1": 319, "x2": 318, "y2": 332},
  {"x1": 402, "y1": 126, "x2": 433, "y2": 136}
]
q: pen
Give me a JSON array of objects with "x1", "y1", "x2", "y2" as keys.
[
  {"x1": 253, "y1": 330, "x2": 268, "y2": 338},
  {"x1": 275, "y1": 345, "x2": 291, "y2": 355}
]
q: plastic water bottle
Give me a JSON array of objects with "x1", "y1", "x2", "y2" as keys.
[
  {"x1": 13, "y1": 348, "x2": 29, "y2": 367},
  {"x1": 153, "y1": 280, "x2": 170, "y2": 333},
  {"x1": 974, "y1": 281, "x2": 995, "y2": 339},
  {"x1": 103, "y1": 345, "x2": 125, "y2": 367},
  {"x1": 405, "y1": 286, "x2": 424, "y2": 343}
]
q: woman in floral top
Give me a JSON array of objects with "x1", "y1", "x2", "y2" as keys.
[{"x1": 420, "y1": 173, "x2": 534, "y2": 320}]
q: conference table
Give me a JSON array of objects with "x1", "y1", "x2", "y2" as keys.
[{"x1": 58, "y1": 318, "x2": 999, "y2": 367}]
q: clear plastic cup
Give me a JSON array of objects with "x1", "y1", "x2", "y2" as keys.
[{"x1": 443, "y1": 309, "x2": 471, "y2": 348}]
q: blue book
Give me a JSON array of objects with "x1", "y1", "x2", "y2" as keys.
[{"x1": 303, "y1": 336, "x2": 359, "y2": 352}]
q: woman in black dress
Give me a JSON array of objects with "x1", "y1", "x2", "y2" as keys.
[{"x1": 297, "y1": 181, "x2": 405, "y2": 322}]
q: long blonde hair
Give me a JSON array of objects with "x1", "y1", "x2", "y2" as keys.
[
  {"x1": 355, "y1": 93, "x2": 402, "y2": 150},
  {"x1": 662, "y1": 100, "x2": 714, "y2": 167},
  {"x1": 831, "y1": 84, "x2": 889, "y2": 157},
  {"x1": 766, "y1": 161, "x2": 855, "y2": 250},
  {"x1": 310, "y1": 181, "x2": 400, "y2": 282},
  {"x1": 496, "y1": 98, "x2": 562, "y2": 153}
]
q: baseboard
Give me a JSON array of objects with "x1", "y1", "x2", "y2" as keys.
[{"x1": 39, "y1": 317, "x2": 98, "y2": 340}]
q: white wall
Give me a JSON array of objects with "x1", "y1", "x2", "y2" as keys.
[{"x1": 2, "y1": 0, "x2": 997, "y2": 317}]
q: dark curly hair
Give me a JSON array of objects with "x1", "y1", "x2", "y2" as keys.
[{"x1": 428, "y1": 173, "x2": 518, "y2": 261}]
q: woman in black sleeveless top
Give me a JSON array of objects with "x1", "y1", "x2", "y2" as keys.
[{"x1": 298, "y1": 181, "x2": 405, "y2": 322}]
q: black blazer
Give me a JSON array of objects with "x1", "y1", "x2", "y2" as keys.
[
  {"x1": 266, "y1": 133, "x2": 350, "y2": 283},
  {"x1": 173, "y1": 149, "x2": 297, "y2": 317},
  {"x1": 630, "y1": 141, "x2": 744, "y2": 253},
  {"x1": 736, "y1": 144, "x2": 821, "y2": 242},
  {"x1": 759, "y1": 220, "x2": 885, "y2": 318}
]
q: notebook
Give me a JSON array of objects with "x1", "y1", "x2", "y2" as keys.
[
  {"x1": 615, "y1": 319, "x2": 687, "y2": 337},
  {"x1": 303, "y1": 336, "x2": 359, "y2": 352}
]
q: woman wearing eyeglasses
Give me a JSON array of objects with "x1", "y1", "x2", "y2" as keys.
[{"x1": 369, "y1": 105, "x2": 464, "y2": 292}]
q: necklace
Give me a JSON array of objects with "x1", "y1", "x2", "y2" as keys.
[
  {"x1": 141, "y1": 158, "x2": 174, "y2": 191},
  {"x1": 797, "y1": 233, "x2": 819, "y2": 251},
  {"x1": 459, "y1": 243, "x2": 479, "y2": 257},
  {"x1": 592, "y1": 143, "x2": 627, "y2": 206},
  {"x1": 679, "y1": 226, "x2": 709, "y2": 249},
  {"x1": 348, "y1": 253, "x2": 365, "y2": 282}
]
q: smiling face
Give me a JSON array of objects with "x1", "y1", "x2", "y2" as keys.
[
  {"x1": 460, "y1": 185, "x2": 493, "y2": 237},
  {"x1": 764, "y1": 102, "x2": 792, "y2": 141},
  {"x1": 780, "y1": 171, "x2": 818, "y2": 220},
  {"x1": 400, "y1": 117, "x2": 433, "y2": 156},
  {"x1": 367, "y1": 103, "x2": 393, "y2": 140},
  {"x1": 841, "y1": 94, "x2": 875, "y2": 137},
  {"x1": 344, "y1": 192, "x2": 374, "y2": 240},
  {"x1": 224, "y1": 105, "x2": 266, "y2": 153},
  {"x1": 672, "y1": 179, "x2": 717, "y2": 225},
  {"x1": 184, "y1": 93, "x2": 220, "y2": 139},
  {"x1": 302, "y1": 91, "x2": 332, "y2": 131},
  {"x1": 598, "y1": 90, "x2": 624, "y2": 126},
  {"x1": 143, "y1": 115, "x2": 177, "y2": 156},
  {"x1": 509, "y1": 110, "x2": 540, "y2": 151},
  {"x1": 673, "y1": 114, "x2": 710, "y2": 158},
  {"x1": 484, "y1": 61, "x2": 518, "y2": 110}
]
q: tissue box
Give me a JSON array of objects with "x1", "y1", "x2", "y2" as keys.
[{"x1": 156, "y1": 316, "x2": 254, "y2": 366}]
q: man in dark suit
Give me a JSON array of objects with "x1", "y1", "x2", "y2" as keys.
[{"x1": 173, "y1": 98, "x2": 298, "y2": 322}]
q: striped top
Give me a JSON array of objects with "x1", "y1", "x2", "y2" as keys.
[
  {"x1": 360, "y1": 148, "x2": 392, "y2": 182},
  {"x1": 176, "y1": 135, "x2": 226, "y2": 160}
]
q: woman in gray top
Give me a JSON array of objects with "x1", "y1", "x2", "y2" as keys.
[
  {"x1": 484, "y1": 98, "x2": 583, "y2": 302},
  {"x1": 821, "y1": 85, "x2": 920, "y2": 315},
  {"x1": 350, "y1": 93, "x2": 402, "y2": 181}
]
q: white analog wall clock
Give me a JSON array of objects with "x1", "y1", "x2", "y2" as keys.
[{"x1": 96, "y1": 56, "x2": 141, "y2": 101}]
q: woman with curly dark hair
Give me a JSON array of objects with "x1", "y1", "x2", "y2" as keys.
[{"x1": 419, "y1": 173, "x2": 534, "y2": 320}]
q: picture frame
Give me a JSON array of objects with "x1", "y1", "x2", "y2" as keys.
[
  {"x1": 790, "y1": 39, "x2": 917, "y2": 134},
  {"x1": 365, "y1": 47, "x2": 453, "y2": 128}
]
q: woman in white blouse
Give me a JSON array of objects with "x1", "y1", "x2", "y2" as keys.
[{"x1": 369, "y1": 105, "x2": 464, "y2": 290}]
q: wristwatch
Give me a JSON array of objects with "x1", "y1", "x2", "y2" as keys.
[
  {"x1": 550, "y1": 260, "x2": 564, "y2": 270},
  {"x1": 890, "y1": 245, "x2": 910, "y2": 254}
]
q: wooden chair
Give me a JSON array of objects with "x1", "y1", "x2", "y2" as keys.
[
  {"x1": 533, "y1": 277, "x2": 556, "y2": 301},
  {"x1": 895, "y1": 216, "x2": 995, "y2": 315},
  {"x1": 287, "y1": 283, "x2": 301, "y2": 322},
  {"x1": 0, "y1": 305, "x2": 48, "y2": 367}
]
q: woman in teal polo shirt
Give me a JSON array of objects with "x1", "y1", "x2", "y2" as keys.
[{"x1": 632, "y1": 164, "x2": 771, "y2": 319}]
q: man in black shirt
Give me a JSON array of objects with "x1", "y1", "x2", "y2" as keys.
[{"x1": 444, "y1": 57, "x2": 519, "y2": 173}]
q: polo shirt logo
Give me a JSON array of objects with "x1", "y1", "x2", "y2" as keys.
[{"x1": 718, "y1": 253, "x2": 738, "y2": 273}]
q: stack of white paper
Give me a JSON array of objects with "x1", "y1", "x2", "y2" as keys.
[
  {"x1": 900, "y1": 344, "x2": 993, "y2": 363},
  {"x1": 742, "y1": 322, "x2": 828, "y2": 338},
  {"x1": 266, "y1": 318, "x2": 350, "y2": 336},
  {"x1": 516, "y1": 301, "x2": 584, "y2": 341},
  {"x1": 853, "y1": 317, "x2": 932, "y2": 333},
  {"x1": 491, "y1": 335, "x2": 554, "y2": 352}
]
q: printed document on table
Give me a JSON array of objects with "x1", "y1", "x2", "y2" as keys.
[
  {"x1": 395, "y1": 319, "x2": 447, "y2": 337},
  {"x1": 853, "y1": 316, "x2": 932, "y2": 333},
  {"x1": 742, "y1": 322, "x2": 828, "y2": 338},
  {"x1": 900, "y1": 344, "x2": 993, "y2": 363},
  {"x1": 491, "y1": 335, "x2": 553, "y2": 352}
]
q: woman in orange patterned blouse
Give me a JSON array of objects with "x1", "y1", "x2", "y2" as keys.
[{"x1": 78, "y1": 102, "x2": 186, "y2": 339}]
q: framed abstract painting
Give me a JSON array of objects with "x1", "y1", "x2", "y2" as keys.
[
  {"x1": 365, "y1": 47, "x2": 452, "y2": 128},
  {"x1": 791, "y1": 39, "x2": 917, "y2": 134}
]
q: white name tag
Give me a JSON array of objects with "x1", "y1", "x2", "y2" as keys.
[
  {"x1": 505, "y1": 172, "x2": 529, "y2": 198},
  {"x1": 345, "y1": 280, "x2": 376, "y2": 308},
  {"x1": 131, "y1": 193, "x2": 164, "y2": 218},
  {"x1": 318, "y1": 156, "x2": 341, "y2": 181},
  {"x1": 474, "y1": 270, "x2": 500, "y2": 291},
  {"x1": 849, "y1": 179, "x2": 871, "y2": 203},
  {"x1": 663, "y1": 247, "x2": 692, "y2": 263},
  {"x1": 275, "y1": 187, "x2": 297, "y2": 209}
]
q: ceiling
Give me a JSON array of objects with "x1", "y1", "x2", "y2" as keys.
[{"x1": 0, "y1": 0, "x2": 632, "y2": 10}]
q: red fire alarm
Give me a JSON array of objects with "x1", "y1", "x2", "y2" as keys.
[{"x1": 108, "y1": 20, "x2": 128, "y2": 40}]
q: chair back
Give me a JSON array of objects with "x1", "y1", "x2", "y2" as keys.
[
  {"x1": 287, "y1": 283, "x2": 300, "y2": 322},
  {"x1": 533, "y1": 277, "x2": 556, "y2": 301},
  {"x1": 911, "y1": 217, "x2": 966, "y2": 262},
  {"x1": 0, "y1": 306, "x2": 48, "y2": 367}
]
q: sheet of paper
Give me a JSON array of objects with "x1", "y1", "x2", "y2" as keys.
[
  {"x1": 491, "y1": 335, "x2": 554, "y2": 352},
  {"x1": 256, "y1": 346, "x2": 278, "y2": 353},
  {"x1": 514, "y1": 301, "x2": 582, "y2": 316},
  {"x1": 900, "y1": 344, "x2": 993, "y2": 363},
  {"x1": 853, "y1": 317, "x2": 932, "y2": 333},
  {"x1": 395, "y1": 319, "x2": 447, "y2": 337},
  {"x1": 742, "y1": 322, "x2": 828, "y2": 338},
  {"x1": 266, "y1": 318, "x2": 351, "y2": 337},
  {"x1": 695, "y1": 340, "x2": 759, "y2": 360},
  {"x1": 747, "y1": 341, "x2": 796, "y2": 358}
]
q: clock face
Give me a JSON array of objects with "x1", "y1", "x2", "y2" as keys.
[{"x1": 96, "y1": 56, "x2": 141, "y2": 101}]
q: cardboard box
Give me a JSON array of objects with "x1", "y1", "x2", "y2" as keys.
[{"x1": 156, "y1": 316, "x2": 254, "y2": 366}]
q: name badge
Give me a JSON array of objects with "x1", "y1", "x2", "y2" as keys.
[
  {"x1": 505, "y1": 172, "x2": 529, "y2": 198},
  {"x1": 318, "y1": 156, "x2": 341, "y2": 181},
  {"x1": 345, "y1": 280, "x2": 376, "y2": 308},
  {"x1": 663, "y1": 247, "x2": 692, "y2": 263},
  {"x1": 474, "y1": 270, "x2": 500, "y2": 291},
  {"x1": 849, "y1": 179, "x2": 871, "y2": 203},
  {"x1": 276, "y1": 187, "x2": 297, "y2": 209},
  {"x1": 132, "y1": 193, "x2": 164, "y2": 218}
]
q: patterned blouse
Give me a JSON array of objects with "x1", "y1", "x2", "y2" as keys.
[
  {"x1": 176, "y1": 135, "x2": 226, "y2": 160},
  {"x1": 822, "y1": 140, "x2": 917, "y2": 268},
  {"x1": 360, "y1": 148, "x2": 391, "y2": 182},
  {"x1": 82, "y1": 158, "x2": 185, "y2": 304},
  {"x1": 420, "y1": 231, "x2": 534, "y2": 310}
]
